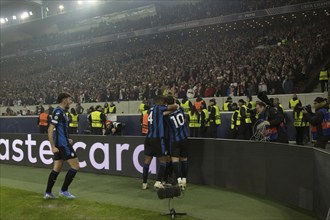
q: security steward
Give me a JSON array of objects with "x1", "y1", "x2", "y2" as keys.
[
  {"x1": 237, "y1": 99, "x2": 252, "y2": 140},
  {"x1": 200, "y1": 102, "x2": 210, "y2": 137},
  {"x1": 319, "y1": 66, "x2": 329, "y2": 92},
  {"x1": 88, "y1": 105, "x2": 107, "y2": 135},
  {"x1": 289, "y1": 94, "x2": 302, "y2": 109},
  {"x1": 141, "y1": 105, "x2": 150, "y2": 136},
  {"x1": 230, "y1": 103, "x2": 240, "y2": 139},
  {"x1": 293, "y1": 103, "x2": 309, "y2": 145},
  {"x1": 68, "y1": 108, "x2": 79, "y2": 134},
  {"x1": 139, "y1": 99, "x2": 147, "y2": 113},
  {"x1": 194, "y1": 95, "x2": 205, "y2": 112},
  {"x1": 37, "y1": 109, "x2": 50, "y2": 134},
  {"x1": 247, "y1": 96, "x2": 256, "y2": 110},
  {"x1": 223, "y1": 97, "x2": 233, "y2": 111},
  {"x1": 109, "y1": 102, "x2": 116, "y2": 114},
  {"x1": 188, "y1": 105, "x2": 201, "y2": 137},
  {"x1": 303, "y1": 97, "x2": 330, "y2": 149},
  {"x1": 180, "y1": 96, "x2": 193, "y2": 113},
  {"x1": 208, "y1": 98, "x2": 221, "y2": 138}
]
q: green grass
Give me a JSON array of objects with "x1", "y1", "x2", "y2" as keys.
[
  {"x1": 0, "y1": 186, "x2": 195, "y2": 220},
  {"x1": 0, "y1": 164, "x2": 318, "y2": 220}
]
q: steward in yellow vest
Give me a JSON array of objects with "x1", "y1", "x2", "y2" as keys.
[
  {"x1": 230, "y1": 103, "x2": 240, "y2": 139},
  {"x1": 109, "y1": 102, "x2": 116, "y2": 114},
  {"x1": 289, "y1": 94, "x2": 302, "y2": 109},
  {"x1": 180, "y1": 96, "x2": 192, "y2": 113},
  {"x1": 237, "y1": 99, "x2": 252, "y2": 140},
  {"x1": 293, "y1": 103, "x2": 309, "y2": 145},
  {"x1": 68, "y1": 108, "x2": 79, "y2": 134},
  {"x1": 208, "y1": 99, "x2": 221, "y2": 138},
  {"x1": 200, "y1": 102, "x2": 209, "y2": 137},
  {"x1": 223, "y1": 97, "x2": 232, "y2": 111},
  {"x1": 88, "y1": 105, "x2": 106, "y2": 135},
  {"x1": 188, "y1": 106, "x2": 200, "y2": 137},
  {"x1": 319, "y1": 67, "x2": 329, "y2": 92}
]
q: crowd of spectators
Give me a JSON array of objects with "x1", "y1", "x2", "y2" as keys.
[
  {"x1": 1, "y1": 0, "x2": 319, "y2": 55},
  {"x1": 1, "y1": 12, "x2": 329, "y2": 110}
]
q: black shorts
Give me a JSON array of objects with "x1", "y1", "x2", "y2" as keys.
[
  {"x1": 144, "y1": 138, "x2": 167, "y2": 157},
  {"x1": 165, "y1": 139, "x2": 171, "y2": 156},
  {"x1": 171, "y1": 139, "x2": 188, "y2": 158},
  {"x1": 54, "y1": 145, "x2": 77, "y2": 161}
]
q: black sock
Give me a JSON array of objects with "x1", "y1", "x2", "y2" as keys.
[
  {"x1": 181, "y1": 160, "x2": 188, "y2": 178},
  {"x1": 61, "y1": 168, "x2": 77, "y2": 191},
  {"x1": 46, "y1": 170, "x2": 59, "y2": 193},
  {"x1": 163, "y1": 162, "x2": 172, "y2": 183},
  {"x1": 156, "y1": 162, "x2": 166, "y2": 182},
  {"x1": 172, "y1": 162, "x2": 180, "y2": 182},
  {"x1": 142, "y1": 164, "x2": 150, "y2": 183}
]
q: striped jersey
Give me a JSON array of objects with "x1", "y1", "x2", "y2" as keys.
[
  {"x1": 165, "y1": 107, "x2": 189, "y2": 143},
  {"x1": 51, "y1": 106, "x2": 70, "y2": 148},
  {"x1": 147, "y1": 105, "x2": 168, "y2": 139}
]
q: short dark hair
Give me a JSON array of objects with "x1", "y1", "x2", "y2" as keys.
[
  {"x1": 166, "y1": 96, "x2": 175, "y2": 105},
  {"x1": 154, "y1": 95, "x2": 166, "y2": 105},
  {"x1": 256, "y1": 101, "x2": 266, "y2": 108},
  {"x1": 57, "y1": 93, "x2": 72, "y2": 103}
]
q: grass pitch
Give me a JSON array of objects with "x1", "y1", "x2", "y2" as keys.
[
  {"x1": 0, "y1": 186, "x2": 195, "y2": 220},
  {"x1": 0, "y1": 164, "x2": 317, "y2": 220}
]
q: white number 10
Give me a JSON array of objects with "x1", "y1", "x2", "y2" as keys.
[{"x1": 170, "y1": 113, "x2": 185, "y2": 128}]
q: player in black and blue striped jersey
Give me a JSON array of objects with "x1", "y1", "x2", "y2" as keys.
[
  {"x1": 165, "y1": 96, "x2": 189, "y2": 190},
  {"x1": 142, "y1": 95, "x2": 179, "y2": 190},
  {"x1": 44, "y1": 93, "x2": 80, "y2": 199}
]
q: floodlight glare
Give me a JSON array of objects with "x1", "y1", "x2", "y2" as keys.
[
  {"x1": 12, "y1": 15, "x2": 17, "y2": 20},
  {"x1": 46, "y1": 7, "x2": 49, "y2": 11},
  {"x1": 29, "y1": 11, "x2": 33, "y2": 15},
  {"x1": 0, "y1": 18, "x2": 5, "y2": 24},
  {"x1": 20, "y1": 12, "x2": 29, "y2": 20},
  {"x1": 77, "y1": 0, "x2": 83, "y2": 5},
  {"x1": 5, "y1": 18, "x2": 8, "y2": 21},
  {"x1": 87, "y1": 0, "x2": 97, "y2": 3},
  {"x1": 59, "y1": 5, "x2": 64, "y2": 10}
]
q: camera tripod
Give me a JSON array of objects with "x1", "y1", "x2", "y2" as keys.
[{"x1": 163, "y1": 198, "x2": 186, "y2": 219}]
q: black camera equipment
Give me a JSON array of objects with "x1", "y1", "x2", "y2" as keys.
[
  {"x1": 257, "y1": 91, "x2": 274, "y2": 107},
  {"x1": 157, "y1": 185, "x2": 186, "y2": 219},
  {"x1": 303, "y1": 104, "x2": 312, "y2": 111}
]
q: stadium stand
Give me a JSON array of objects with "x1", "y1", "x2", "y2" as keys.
[{"x1": 1, "y1": 9, "x2": 329, "y2": 110}]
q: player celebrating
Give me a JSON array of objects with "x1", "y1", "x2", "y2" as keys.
[
  {"x1": 165, "y1": 96, "x2": 189, "y2": 190},
  {"x1": 142, "y1": 95, "x2": 179, "y2": 190}
]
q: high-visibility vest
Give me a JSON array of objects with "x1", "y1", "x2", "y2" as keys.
[
  {"x1": 180, "y1": 100, "x2": 191, "y2": 113},
  {"x1": 104, "y1": 107, "x2": 109, "y2": 114},
  {"x1": 142, "y1": 110, "x2": 148, "y2": 134},
  {"x1": 109, "y1": 106, "x2": 116, "y2": 114},
  {"x1": 210, "y1": 105, "x2": 221, "y2": 125},
  {"x1": 293, "y1": 111, "x2": 309, "y2": 127},
  {"x1": 239, "y1": 105, "x2": 252, "y2": 124},
  {"x1": 194, "y1": 100, "x2": 203, "y2": 112},
  {"x1": 91, "y1": 111, "x2": 103, "y2": 128},
  {"x1": 69, "y1": 114, "x2": 79, "y2": 128},
  {"x1": 249, "y1": 101, "x2": 256, "y2": 110},
  {"x1": 139, "y1": 103, "x2": 145, "y2": 112},
  {"x1": 202, "y1": 109, "x2": 210, "y2": 127},
  {"x1": 289, "y1": 99, "x2": 300, "y2": 109},
  {"x1": 188, "y1": 111, "x2": 201, "y2": 128},
  {"x1": 39, "y1": 113, "x2": 49, "y2": 126},
  {"x1": 319, "y1": 70, "x2": 328, "y2": 81},
  {"x1": 231, "y1": 110, "x2": 240, "y2": 129},
  {"x1": 223, "y1": 102, "x2": 230, "y2": 111},
  {"x1": 278, "y1": 104, "x2": 284, "y2": 112}
]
